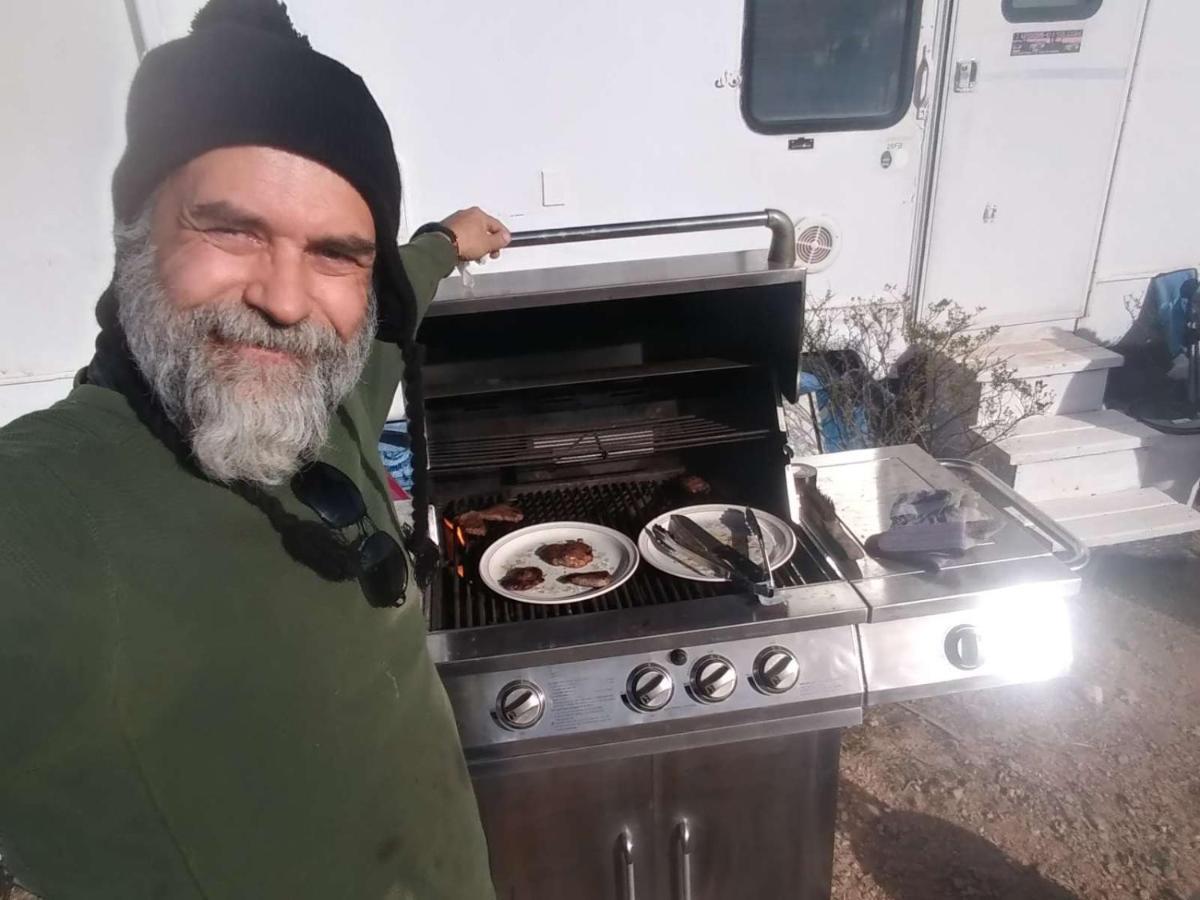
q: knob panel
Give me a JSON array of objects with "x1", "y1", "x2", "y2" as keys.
[
  {"x1": 496, "y1": 680, "x2": 545, "y2": 729},
  {"x1": 691, "y1": 655, "x2": 737, "y2": 703},
  {"x1": 627, "y1": 663, "x2": 674, "y2": 712},
  {"x1": 754, "y1": 646, "x2": 801, "y2": 694}
]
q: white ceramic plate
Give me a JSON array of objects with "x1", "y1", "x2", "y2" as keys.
[
  {"x1": 480, "y1": 522, "x2": 640, "y2": 605},
  {"x1": 638, "y1": 504, "x2": 798, "y2": 583}
]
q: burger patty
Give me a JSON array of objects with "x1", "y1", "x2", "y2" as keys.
[
  {"x1": 500, "y1": 566, "x2": 545, "y2": 591},
  {"x1": 536, "y1": 540, "x2": 594, "y2": 569}
]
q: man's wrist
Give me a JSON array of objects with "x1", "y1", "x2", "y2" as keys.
[{"x1": 412, "y1": 222, "x2": 459, "y2": 255}]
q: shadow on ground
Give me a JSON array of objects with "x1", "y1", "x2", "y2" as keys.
[
  {"x1": 840, "y1": 780, "x2": 1079, "y2": 900},
  {"x1": 1087, "y1": 536, "x2": 1200, "y2": 631}
]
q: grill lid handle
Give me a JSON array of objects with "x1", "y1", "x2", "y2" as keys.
[{"x1": 506, "y1": 209, "x2": 797, "y2": 269}]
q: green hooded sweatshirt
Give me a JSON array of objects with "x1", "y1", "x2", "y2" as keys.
[{"x1": 0, "y1": 234, "x2": 495, "y2": 900}]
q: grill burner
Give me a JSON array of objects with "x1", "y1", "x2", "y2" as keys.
[{"x1": 428, "y1": 475, "x2": 834, "y2": 632}]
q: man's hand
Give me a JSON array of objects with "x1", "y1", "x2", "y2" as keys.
[{"x1": 441, "y1": 207, "x2": 511, "y2": 262}]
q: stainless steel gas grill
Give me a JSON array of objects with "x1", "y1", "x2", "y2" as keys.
[{"x1": 413, "y1": 214, "x2": 1087, "y2": 900}]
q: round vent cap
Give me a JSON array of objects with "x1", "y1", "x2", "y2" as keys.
[{"x1": 793, "y1": 216, "x2": 842, "y2": 273}]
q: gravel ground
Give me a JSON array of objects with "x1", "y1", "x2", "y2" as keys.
[
  {"x1": 4, "y1": 535, "x2": 1198, "y2": 900},
  {"x1": 833, "y1": 533, "x2": 1200, "y2": 900}
]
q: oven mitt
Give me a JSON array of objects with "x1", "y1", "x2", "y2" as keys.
[{"x1": 869, "y1": 488, "x2": 1002, "y2": 563}]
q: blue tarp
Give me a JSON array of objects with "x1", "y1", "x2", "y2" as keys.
[
  {"x1": 798, "y1": 370, "x2": 871, "y2": 452},
  {"x1": 379, "y1": 420, "x2": 414, "y2": 491},
  {"x1": 1148, "y1": 268, "x2": 1197, "y2": 358}
]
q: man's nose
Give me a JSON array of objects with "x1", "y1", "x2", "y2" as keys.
[{"x1": 242, "y1": 246, "x2": 312, "y2": 327}]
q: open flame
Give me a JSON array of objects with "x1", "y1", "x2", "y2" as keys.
[
  {"x1": 443, "y1": 518, "x2": 468, "y2": 548},
  {"x1": 445, "y1": 518, "x2": 469, "y2": 578}
]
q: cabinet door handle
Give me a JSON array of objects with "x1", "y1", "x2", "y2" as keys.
[
  {"x1": 674, "y1": 818, "x2": 693, "y2": 900},
  {"x1": 618, "y1": 830, "x2": 636, "y2": 900}
]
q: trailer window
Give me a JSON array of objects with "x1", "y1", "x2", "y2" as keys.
[
  {"x1": 741, "y1": 0, "x2": 922, "y2": 135},
  {"x1": 1002, "y1": 0, "x2": 1102, "y2": 23}
]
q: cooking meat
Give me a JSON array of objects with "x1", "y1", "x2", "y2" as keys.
[
  {"x1": 557, "y1": 570, "x2": 613, "y2": 589},
  {"x1": 536, "y1": 539, "x2": 594, "y2": 568},
  {"x1": 500, "y1": 566, "x2": 545, "y2": 591},
  {"x1": 478, "y1": 503, "x2": 524, "y2": 524},
  {"x1": 678, "y1": 475, "x2": 711, "y2": 495},
  {"x1": 455, "y1": 503, "x2": 523, "y2": 538},
  {"x1": 455, "y1": 510, "x2": 487, "y2": 537}
]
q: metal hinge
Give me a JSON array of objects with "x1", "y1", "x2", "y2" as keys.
[{"x1": 953, "y1": 59, "x2": 978, "y2": 93}]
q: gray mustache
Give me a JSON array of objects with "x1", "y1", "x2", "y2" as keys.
[{"x1": 193, "y1": 304, "x2": 343, "y2": 359}]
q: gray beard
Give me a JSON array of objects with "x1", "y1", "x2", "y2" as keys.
[{"x1": 112, "y1": 207, "x2": 377, "y2": 486}]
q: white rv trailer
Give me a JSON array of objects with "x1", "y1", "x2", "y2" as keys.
[{"x1": 2, "y1": 0, "x2": 1197, "y2": 542}]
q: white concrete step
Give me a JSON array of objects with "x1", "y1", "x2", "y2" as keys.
[
  {"x1": 1037, "y1": 487, "x2": 1200, "y2": 547},
  {"x1": 977, "y1": 330, "x2": 1123, "y2": 382},
  {"x1": 989, "y1": 410, "x2": 1164, "y2": 501},
  {"x1": 999, "y1": 409, "x2": 1163, "y2": 464},
  {"x1": 977, "y1": 330, "x2": 1123, "y2": 420}
]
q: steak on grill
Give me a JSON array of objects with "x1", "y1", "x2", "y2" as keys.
[
  {"x1": 537, "y1": 540, "x2": 594, "y2": 568},
  {"x1": 456, "y1": 510, "x2": 488, "y2": 537},
  {"x1": 479, "y1": 503, "x2": 524, "y2": 523}
]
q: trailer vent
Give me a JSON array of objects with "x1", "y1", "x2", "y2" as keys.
[{"x1": 794, "y1": 216, "x2": 841, "y2": 272}]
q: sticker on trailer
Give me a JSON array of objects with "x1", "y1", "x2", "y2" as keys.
[{"x1": 1011, "y1": 29, "x2": 1083, "y2": 56}]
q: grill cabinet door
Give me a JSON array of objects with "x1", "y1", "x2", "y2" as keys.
[
  {"x1": 473, "y1": 756, "x2": 656, "y2": 899},
  {"x1": 652, "y1": 730, "x2": 841, "y2": 900}
]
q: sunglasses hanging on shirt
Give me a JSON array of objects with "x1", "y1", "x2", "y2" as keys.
[{"x1": 291, "y1": 461, "x2": 409, "y2": 608}]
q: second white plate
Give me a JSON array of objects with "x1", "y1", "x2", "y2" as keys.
[{"x1": 639, "y1": 504, "x2": 797, "y2": 583}]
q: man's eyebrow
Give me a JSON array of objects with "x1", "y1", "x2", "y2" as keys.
[
  {"x1": 308, "y1": 234, "x2": 377, "y2": 260},
  {"x1": 187, "y1": 200, "x2": 270, "y2": 233},
  {"x1": 188, "y1": 200, "x2": 375, "y2": 259}
]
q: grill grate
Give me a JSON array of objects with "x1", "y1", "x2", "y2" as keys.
[
  {"x1": 427, "y1": 415, "x2": 769, "y2": 474},
  {"x1": 426, "y1": 476, "x2": 834, "y2": 632}
]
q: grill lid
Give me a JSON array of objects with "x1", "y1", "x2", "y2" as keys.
[
  {"x1": 420, "y1": 249, "x2": 806, "y2": 404},
  {"x1": 429, "y1": 249, "x2": 801, "y2": 315}
]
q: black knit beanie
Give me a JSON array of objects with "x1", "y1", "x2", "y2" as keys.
[
  {"x1": 109, "y1": 0, "x2": 436, "y2": 557},
  {"x1": 112, "y1": 0, "x2": 413, "y2": 341}
]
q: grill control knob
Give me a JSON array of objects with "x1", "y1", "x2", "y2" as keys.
[
  {"x1": 945, "y1": 625, "x2": 984, "y2": 670},
  {"x1": 628, "y1": 664, "x2": 674, "y2": 712},
  {"x1": 754, "y1": 646, "x2": 801, "y2": 694},
  {"x1": 691, "y1": 655, "x2": 737, "y2": 703},
  {"x1": 496, "y1": 680, "x2": 545, "y2": 730}
]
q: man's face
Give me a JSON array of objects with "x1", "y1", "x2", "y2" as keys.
[
  {"x1": 114, "y1": 146, "x2": 382, "y2": 486},
  {"x1": 152, "y1": 145, "x2": 377, "y2": 344}
]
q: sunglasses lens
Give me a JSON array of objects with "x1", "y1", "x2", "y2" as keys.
[
  {"x1": 292, "y1": 461, "x2": 368, "y2": 528},
  {"x1": 358, "y1": 530, "x2": 409, "y2": 608}
]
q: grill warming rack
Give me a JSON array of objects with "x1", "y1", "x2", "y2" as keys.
[{"x1": 427, "y1": 414, "x2": 770, "y2": 473}]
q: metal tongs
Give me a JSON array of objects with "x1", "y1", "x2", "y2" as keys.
[
  {"x1": 744, "y1": 507, "x2": 782, "y2": 605},
  {"x1": 653, "y1": 513, "x2": 778, "y2": 604}
]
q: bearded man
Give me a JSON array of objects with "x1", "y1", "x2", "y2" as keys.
[{"x1": 0, "y1": 2, "x2": 507, "y2": 898}]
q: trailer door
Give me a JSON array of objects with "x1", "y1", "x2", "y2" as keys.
[{"x1": 918, "y1": 0, "x2": 1143, "y2": 327}]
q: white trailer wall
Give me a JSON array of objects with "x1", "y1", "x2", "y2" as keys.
[
  {"x1": 136, "y1": 0, "x2": 933, "y2": 285},
  {"x1": 0, "y1": 3, "x2": 139, "y2": 424},
  {"x1": 2, "y1": 0, "x2": 937, "y2": 427},
  {"x1": 1081, "y1": 0, "x2": 1200, "y2": 342},
  {"x1": 11, "y1": 2, "x2": 1193, "y2": 427}
]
